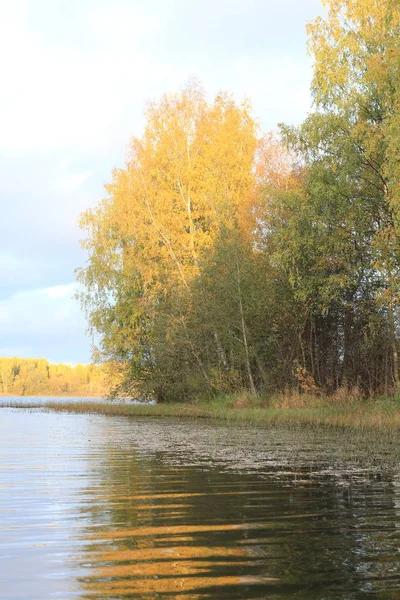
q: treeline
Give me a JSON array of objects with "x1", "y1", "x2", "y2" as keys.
[
  {"x1": 0, "y1": 357, "x2": 110, "y2": 397},
  {"x1": 78, "y1": 0, "x2": 400, "y2": 402}
]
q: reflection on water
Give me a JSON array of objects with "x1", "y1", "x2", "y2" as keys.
[
  {"x1": 1, "y1": 408, "x2": 400, "y2": 599},
  {"x1": 1, "y1": 396, "x2": 150, "y2": 405}
]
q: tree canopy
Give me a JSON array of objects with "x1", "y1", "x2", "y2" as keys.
[
  {"x1": 78, "y1": 1, "x2": 400, "y2": 401},
  {"x1": 0, "y1": 357, "x2": 110, "y2": 397}
]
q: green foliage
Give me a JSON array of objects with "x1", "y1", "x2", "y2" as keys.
[{"x1": 78, "y1": 2, "x2": 400, "y2": 401}]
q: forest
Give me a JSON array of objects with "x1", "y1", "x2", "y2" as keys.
[
  {"x1": 77, "y1": 0, "x2": 400, "y2": 402},
  {"x1": 0, "y1": 357, "x2": 110, "y2": 397}
]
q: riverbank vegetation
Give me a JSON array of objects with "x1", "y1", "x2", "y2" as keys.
[
  {"x1": 0, "y1": 357, "x2": 110, "y2": 397},
  {"x1": 78, "y1": 0, "x2": 400, "y2": 404},
  {"x1": 3, "y1": 392, "x2": 400, "y2": 432}
]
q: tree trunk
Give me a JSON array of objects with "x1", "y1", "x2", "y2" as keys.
[{"x1": 236, "y1": 263, "x2": 256, "y2": 395}]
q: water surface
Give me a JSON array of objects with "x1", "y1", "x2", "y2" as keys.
[
  {"x1": 1, "y1": 395, "x2": 148, "y2": 404},
  {"x1": 1, "y1": 406, "x2": 400, "y2": 599}
]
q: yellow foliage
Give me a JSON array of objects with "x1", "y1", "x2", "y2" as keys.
[
  {"x1": 295, "y1": 365, "x2": 321, "y2": 395},
  {"x1": 0, "y1": 357, "x2": 112, "y2": 397},
  {"x1": 82, "y1": 81, "x2": 258, "y2": 305}
]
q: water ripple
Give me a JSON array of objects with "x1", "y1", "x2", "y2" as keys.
[{"x1": 1, "y1": 408, "x2": 400, "y2": 599}]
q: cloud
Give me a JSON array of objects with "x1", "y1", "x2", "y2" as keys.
[
  {"x1": 0, "y1": 0, "x2": 325, "y2": 363},
  {"x1": 0, "y1": 0, "x2": 322, "y2": 157},
  {"x1": 0, "y1": 153, "x2": 97, "y2": 265},
  {"x1": 0, "y1": 1, "x2": 178, "y2": 157},
  {"x1": 0, "y1": 253, "x2": 31, "y2": 272},
  {"x1": 53, "y1": 161, "x2": 93, "y2": 193},
  {"x1": 0, "y1": 283, "x2": 79, "y2": 334},
  {"x1": 230, "y1": 55, "x2": 313, "y2": 130},
  {"x1": 88, "y1": 0, "x2": 162, "y2": 45},
  {"x1": 0, "y1": 253, "x2": 38, "y2": 288},
  {"x1": 0, "y1": 283, "x2": 90, "y2": 362}
]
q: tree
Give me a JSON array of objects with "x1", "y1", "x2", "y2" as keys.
[
  {"x1": 77, "y1": 81, "x2": 258, "y2": 400},
  {"x1": 276, "y1": 0, "x2": 400, "y2": 393},
  {"x1": 78, "y1": 4, "x2": 400, "y2": 400}
]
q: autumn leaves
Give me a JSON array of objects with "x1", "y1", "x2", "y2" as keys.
[{"x1": 78, "y1": 1, "x2": 400, "y2": 401}]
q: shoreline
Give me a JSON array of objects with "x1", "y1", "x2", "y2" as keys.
[
  {"x1": 0, "y1": 393, "x2": 106, "y2": 398},
  {"x1": 2, "y1": 396, "x2": 400, "y2": 431}
]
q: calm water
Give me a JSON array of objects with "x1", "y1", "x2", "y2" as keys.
[
  {"x1": 1, "y1": 407, "x2": 400, "y2": 599},
  {"x1": 1, "y1": 396, "x2": 151, "y2": 404}
]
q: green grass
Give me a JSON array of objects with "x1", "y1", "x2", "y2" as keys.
[{"x1": 2, "y1": 391, "x2": 400, "y2": 431}]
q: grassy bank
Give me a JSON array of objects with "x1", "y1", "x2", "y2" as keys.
[{"x1": 2, "y1": 391, "x2": 400, "y2": 431}]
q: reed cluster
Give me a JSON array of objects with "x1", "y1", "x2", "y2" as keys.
[{"x1": 2, "y1": 391, "x2": 400, "y2": 431}]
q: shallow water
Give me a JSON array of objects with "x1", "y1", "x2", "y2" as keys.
[
  {"x1": 1, "y1": 396, "x2": 149, "y2": 405},
  {"x1": 1, "y1": 407, "x2": 400, "y2": 599}
]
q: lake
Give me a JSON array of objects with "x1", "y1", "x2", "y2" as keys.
[{"x1": 1, "y1": 406, "x2": 400, "y2": 599}]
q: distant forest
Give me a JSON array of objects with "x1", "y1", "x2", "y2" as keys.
[
  {"x1": 0, "y1": 357, "x2": 109, "y2": 397},
  {"x1": 78, "y1": 1, "x2": 400, "y2": 402}
]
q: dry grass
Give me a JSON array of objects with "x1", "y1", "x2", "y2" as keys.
[
  {"x1": 2, "y1": 392, "x2": 400, "y2": 431},
  {"x1": 268, "y1": 391, "x2": 323, "y2": 410},
  {"x1": 231, "y1": 390, "x2": 262, "y2": 409}
]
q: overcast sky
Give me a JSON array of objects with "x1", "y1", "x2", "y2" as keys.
[{"x1": 0, "y1": 0, "x2": 324, "y2": 364}]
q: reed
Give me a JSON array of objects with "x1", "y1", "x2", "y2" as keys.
[{"x1": 2, "y1": 393, "x2": 400, "y2": 431}]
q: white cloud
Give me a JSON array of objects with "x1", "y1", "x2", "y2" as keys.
[
  {"x1": 231, "y1": 55, "x2": 313, "y2": 130},
  {"x1": 53, "y1": 161, "x2": 93, "y2": 193},
  {"x1": 0, "y1": 2, "x2": 166, "y2": 156},
  {"x1": 0, "y1": 0, "x2": 319, "y2": 158},
  {"x1": 0, "y1": 0, "x2": 323, "y2": 362},
  {"x1": 0, "y1": 253, "x2": 39, "y2": 287},
  {"x1": 88, "y1": 0, "x2": 162, "y2": 45},
  {"x1": 45, "y1": 284, "x2": 77, "y2": 299},
  {"x1": 0, "y1": 253, "x2": 29, "y2": 271},
  {"x1": 0, "y1": 283, "x2": 84, "y2": 336}
]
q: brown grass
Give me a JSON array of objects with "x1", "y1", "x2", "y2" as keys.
[{"x1": 2, "y1": 391, "x2": 400, "y2": 431}]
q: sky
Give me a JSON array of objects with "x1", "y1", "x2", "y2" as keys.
[{"x1": 0, "y1": 0, "x2": 325, "y2": 364}]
